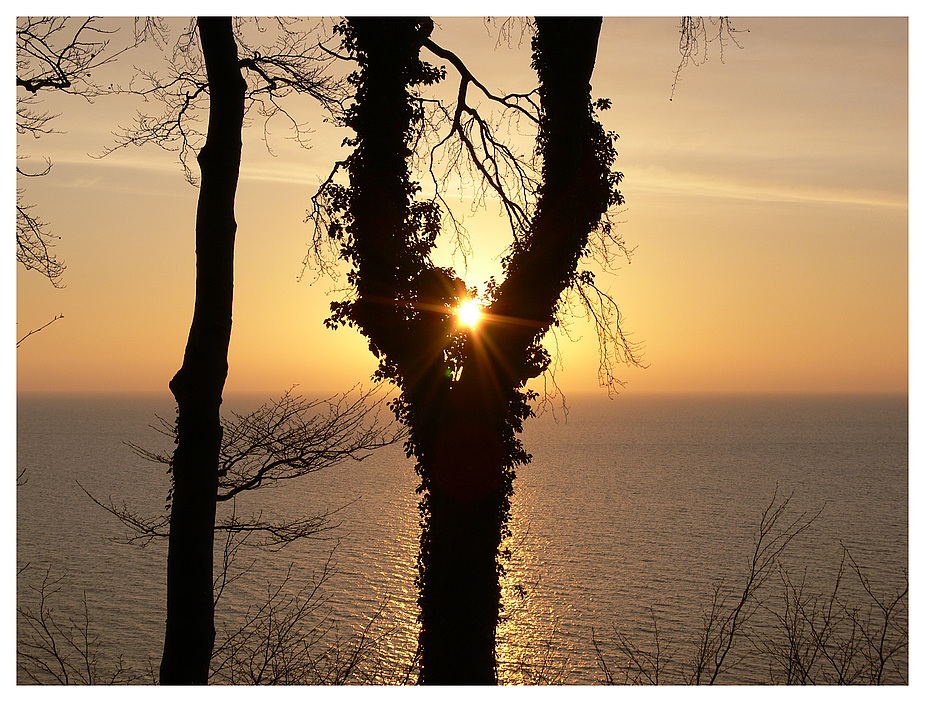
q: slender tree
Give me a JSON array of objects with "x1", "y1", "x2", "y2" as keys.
[
  {"x1": 159, "y1": 16, "x2": 245, "y2": 685},
  {"x1": 316, "y1": 16, "x2": 626, "y2": 683},
  {"x1": 89, "y1": 17, "x2": 350, "y2": 684}
]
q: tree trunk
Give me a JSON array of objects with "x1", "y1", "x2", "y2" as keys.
[
  {"x1": 159, "y1": 16, "x2": 245, "y2": 685},
  {"x1": 418, "y1": 18, "x2": 610, "y2": 684},
  {"x1": 418, "y1": 369, "x2": 509, "y2": 684},
  {"x1": 336, "y1": 16, "x2": 611, "y2": 685}
]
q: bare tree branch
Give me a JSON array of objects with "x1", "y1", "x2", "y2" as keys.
[
  {"x1": 671, "y1": 17, "x2": 747, "y2": 100},
  {"x1": 421, "y1": 36, "x2": 540, "y2": 243},
  {"x1": 16, "y1": 18, "x2": 149, "y2": 288},
  {"x1": 16, "y1": 314, "x2": 64, "y2": 348},
  {"x1": 16, "y1": 17, "x2": 130, "y2": 96},
  {"x1": 100, "y1": 18, "x2": 349, "y2": 184},
  {"x1": 90, "y1": 386, "x2": 404, "y2": 552}
]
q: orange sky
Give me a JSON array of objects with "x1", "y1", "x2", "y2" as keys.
[{"x1": 14, "y1": 15, "x2": 909, "y2": 397}]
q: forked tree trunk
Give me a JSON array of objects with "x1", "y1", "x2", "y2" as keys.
[
  {"x1": 339, "y1": 16, "x2": 611, "y2": 684},
  {"x1": 159, "y1": 17, "x2": 245, "y2": 685},
  {"x1": 418, "y1": 18, "x2": 609, "y2": 684}
]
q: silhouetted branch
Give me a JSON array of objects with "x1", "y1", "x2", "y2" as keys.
[
  {"x1": 16, "y1": 18, "x2": 147, "y2": 286},
  {"x1": 671, "y1": 17, "x2": 747, "y2": 100},
  {"x1": 217, "y1": 386, "x2": 400, "y2": 500},
  {"x1": 216, "y1": 504, "x2": 344, "y2": 551},
  {"x1": 16, "y1": 313, "x2": 64, "y2": 347},
  {"x1": 92, "y1": 386, "x2": 403, "y2": 552},
  {"x1": 302, "y1": 158, "x2": 352, "y2": 281},
  {"x1": 16, "y1": 17, "x2": 164, "y2": 284},
  {"x1": 16, "y1": 17, "x2": 130, "y2": 97},
  {"x1": 571, "y1": 270, "x2": 646, "y2": 393},
  {"x1": 124, "y1": 386, "x2": 404, "y2": 500},
  {"x1": 422, "y1": 36, "x2": 540, "y2": 243},
  {"x1": 422, "y1": 37, "x2": 540, "y2": 125},
  {"x1": 77, "y1": 482, "x2": 170, "y2": 546},
  {"x1": 16, "y1": 193, "x2": 65, "y2": 287},
  {"x1": 17, "y1": 567, "x2": 150, "y2": 684},
  {"x1": 101, "y1": 18, "x2": 348, "y2": 184}
]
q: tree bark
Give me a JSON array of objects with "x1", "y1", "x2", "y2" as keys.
[{"x1": 159, "y1": 16, "x2": 245, "y2": 685}]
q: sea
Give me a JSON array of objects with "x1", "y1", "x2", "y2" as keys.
[{"x1": 15, "y1": 391, "x2": 909, "y2": 685}]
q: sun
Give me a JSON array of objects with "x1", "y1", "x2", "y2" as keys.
[{"x1": 456, "y1": 299, "x2": 482, "y2": 328}]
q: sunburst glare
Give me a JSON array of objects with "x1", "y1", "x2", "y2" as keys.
[{"x1": 456, "y1": 299, "x2": 482, "y2": 328}]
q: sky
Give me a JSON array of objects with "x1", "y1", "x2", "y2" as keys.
[{"x1": 13, "y1": 12, "x2": 910, "y2": 398}]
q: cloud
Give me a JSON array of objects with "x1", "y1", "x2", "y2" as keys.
[{"x1": 630, "y1": 165, "x2": 907, "y2": 210}]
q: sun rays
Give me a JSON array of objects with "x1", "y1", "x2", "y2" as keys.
[{"x1": 455, "y1": 298, "x2": 482, "y2": 329}]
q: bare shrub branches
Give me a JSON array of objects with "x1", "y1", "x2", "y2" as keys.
[
  {"x1": 594, "y1": 492, "x2": 907, "y2": 685},
  {"x1": 755, "y1": 550, "x2": 908, "y2": 684},
  {"x1": 688, "y1": 492, "x2": 824, "y2": 684},
  {"x1": 593, "y1": 608, "x2": 670, "y2": 685},
  {"x1": 17, "y1": 564, "x2": 386, "y2": 685},
  {"x1": 17, "y1": 568, "x2": 152, "y2": 684},
  {"x1": 210, "y1": 560, "x2": 383, "y2": 684}
]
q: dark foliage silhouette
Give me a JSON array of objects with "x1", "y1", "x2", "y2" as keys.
[{"x1": 313, "y1": 16, "x2": 638, "y2": 683}]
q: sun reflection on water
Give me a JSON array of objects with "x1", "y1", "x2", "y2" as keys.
[{"x1": 496, "y1": 482, "x2": 582, "y2": 684}]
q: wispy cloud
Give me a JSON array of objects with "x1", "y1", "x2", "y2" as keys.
[{"x1": 629, "y1": 167, "x2": 907, "y2": 210}]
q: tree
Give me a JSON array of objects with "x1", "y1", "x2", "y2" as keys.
[
  {"x1": 158, "y1": 16, "x2": 246, "y2": 684},
  {"x1": 100, "y1": 17, "x2": 352, "y2": 684},
  {"x1": 312, "y1": 16, "x2": 635, "y2": 683}
]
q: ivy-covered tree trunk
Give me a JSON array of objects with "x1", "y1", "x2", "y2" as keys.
[
  {"x1": 418, "y1": 364, "x2": 512, "y2": 683},
  {"x1": 419, "y1": 19, "x2": 614, "y2": 683},
  {"x1": 159, "y1": 16, "x2": 245, "y2": 685},
  {"x1": 327, "y1": 16, "x2": 617, "y2": 684}
]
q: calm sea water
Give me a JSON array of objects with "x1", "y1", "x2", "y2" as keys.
[{"x1": 16, "y1": 392, "x2": 908, "y2": 684}]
